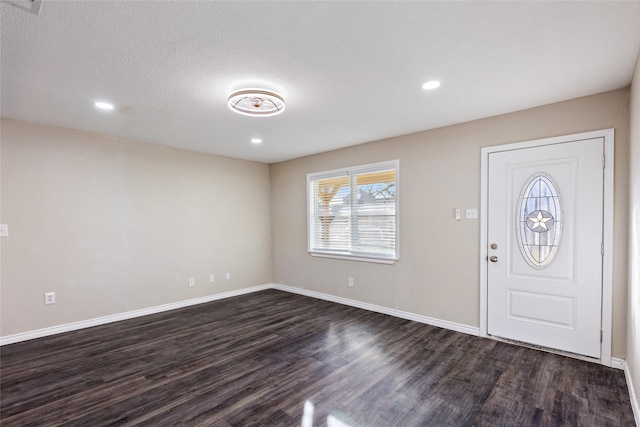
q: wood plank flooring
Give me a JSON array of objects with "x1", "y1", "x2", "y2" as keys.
[{"x1": 0, "y1": 290, "x2": 634, "y2": 426}]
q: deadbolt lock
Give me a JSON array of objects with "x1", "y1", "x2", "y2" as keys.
[{"x1": 490, "y1": 243, "x2": 498, "y2": 250}]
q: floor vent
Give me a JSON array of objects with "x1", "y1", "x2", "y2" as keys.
[{"x1": 2, "y1": 0, "x2": 43, "y2": 16}]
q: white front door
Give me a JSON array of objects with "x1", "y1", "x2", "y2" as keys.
[{"x1": 487, "y1": 137, "x2": 604, "y2": 358}]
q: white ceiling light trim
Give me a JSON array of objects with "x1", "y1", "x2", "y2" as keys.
[{"x1": 228, "y1": 89, "x2": 285, "y2": 117}]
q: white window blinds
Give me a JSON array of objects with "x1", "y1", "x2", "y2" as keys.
[{"x1": 307, "y1": 160, "x2": 399, "y2": 263}]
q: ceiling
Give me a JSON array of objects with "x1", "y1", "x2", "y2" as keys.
[{"x1": 2, "y1": 1, "x2": 640, "y2": 164}]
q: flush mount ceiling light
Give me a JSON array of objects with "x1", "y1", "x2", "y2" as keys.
[{"x1": 228, "y1": 89, "x2": 285, "y2": 117}]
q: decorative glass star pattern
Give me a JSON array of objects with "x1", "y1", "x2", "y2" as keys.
[
  {"x1": 526, "y1": 210, "x2": 554, "y2": 232},
  {"x1": 517, "y1": 174, "x2": 562, "y2": 269}
]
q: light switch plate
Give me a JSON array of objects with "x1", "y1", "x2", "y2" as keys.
[{"x1": 0, "y1": 224, "x2": 8, "y2": 237}]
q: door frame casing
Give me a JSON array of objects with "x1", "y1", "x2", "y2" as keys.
[{"x1": 479, "y1": 129, "x2": 615, "y2": 366}]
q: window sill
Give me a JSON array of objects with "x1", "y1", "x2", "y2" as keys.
[{"x1": 309, "y1": 252, "x2": 397, "y2": 264}]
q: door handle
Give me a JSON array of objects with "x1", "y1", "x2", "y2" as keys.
[{"x1": 490, "y1": 256, "x2": 498, "y2": 263}]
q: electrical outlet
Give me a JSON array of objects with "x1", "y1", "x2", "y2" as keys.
[
  {"x1": 188, "y1": 278, "x2": 195, "y2": 287},
  {"x1": 226, "y1": 272, "x2": 231, "y2": 280},
  {"x1": 465, "y1": 208, "x2": 478, "y2": 219},
  {"x1": 44, "y1": 292, "x2": 56, "y2": 305},
  {"x1": 210, "y1": 275, "x2": 215, "y2": 284},
  {"x1": 348, "y1": 277, "x2": 354, "y2": 287},
  {"x1": 0, "y1": 224, "x2": 8, "y2": 237}
]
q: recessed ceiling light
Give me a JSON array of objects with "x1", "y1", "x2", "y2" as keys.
[
  {"x1": 422, "y1": 81, "x2": 441, "y2": 90},
  {"x1": 228, "y1": 89, "x2": 285, "y2": 117},
  {"x1": 251, "y1": 138, "x2": 262, "y2": 144},
  {"x1": 94, "y1": 101, "x2": 114, "y2": 110}
]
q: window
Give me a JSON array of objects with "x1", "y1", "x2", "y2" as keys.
[
  {"x1": 307, "y1": 160, "x2": 398, "y2": 263},
  {"x1": 516, "y1": 173, "x2": 563, "y2": 269}
]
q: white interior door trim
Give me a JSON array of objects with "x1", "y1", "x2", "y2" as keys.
[{"x1": 480, "y1": 129, "x2": 614, "y2": 366}]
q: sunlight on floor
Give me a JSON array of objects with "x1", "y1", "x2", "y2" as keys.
[{"x1": 302, "y1": 400, "x2": 353, "y2": 427}]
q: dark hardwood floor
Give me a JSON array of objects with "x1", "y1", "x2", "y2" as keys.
[{"x1": 0, "y1": 290, "x2": 634, "y2": 426}]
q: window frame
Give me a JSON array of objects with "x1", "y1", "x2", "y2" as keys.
[{"x1": 307, "y1": 160, "x2": 399, "y2": 264}]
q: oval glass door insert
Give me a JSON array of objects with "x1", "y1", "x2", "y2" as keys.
[{"x1": 516, "y1": 174, "x2": 562, "y2": 269}]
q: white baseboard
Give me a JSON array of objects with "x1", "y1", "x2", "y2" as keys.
[
  {"x1": 611, "y1": 357, "x2": 627, "y2": 370},
  {"x1": 612, "y1": 358, "x2": 640, "y2": 426},
  {"x1": 0, "y1": 284, "x2": 272, "y2": 346},
  {"x1": 1, "y1": 283, "x2": 479, "y2": 346},
  {"x1": 272, "y1": 283, "x2": 480, "y2": 336}
]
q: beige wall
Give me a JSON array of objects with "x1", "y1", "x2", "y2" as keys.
[
  {"x1": 0, "y1": 88, "x2": 633, "y2": 364},
  {"x1": 628, "y1": 51, "x2": 640, "y2": 409},
  {"x1": 0, "y1": 119, "x2": 272, "y2": 337},
  {"x1": 271, "y1": 88, "x2": 630, "y2": 358}
]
